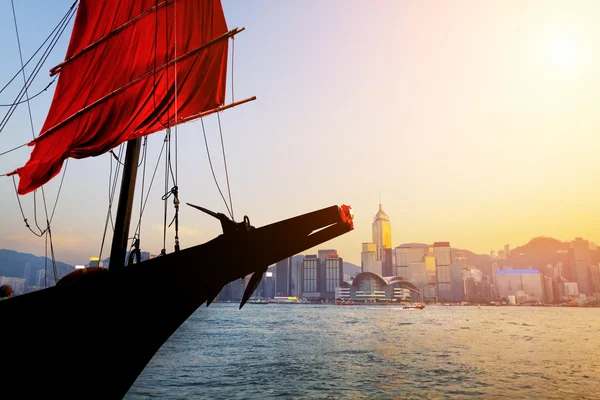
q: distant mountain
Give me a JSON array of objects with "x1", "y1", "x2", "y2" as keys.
[
  {"x1": 505, "y1": 237, "x2": 570, "y2": 269},
  {"x1": 343, "y1": 262, "x2": 361, "y2": 277},
  {"x1": 0, "y1": 249, "x2": 75, "y2": 285}
]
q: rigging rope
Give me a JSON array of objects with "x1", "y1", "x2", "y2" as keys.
[
  {"x1": 0, "y1": 2, "x2": 77, "y2": 135},
  {"x1": 217, "y1": 112, "x2": 234, "y2": 220},
  {"x1": 12, "y1": 176, "x2": 44, "y2": 237},
  {"x1": 98, "y1": 144, "x2": 125, "y2": 263},
  {"x1": 0, "y1": 78, "x2": 56, "y2": 107},
  {"x1": 0, "y1": 1, "x2": 76, "y2": 95},
  {"x1": 201, "y1": 118, "x2": 233, "y2": 219},
  {"x1": 11, "y1": 0, "x2": 62, "y2": 281},
  {"x1": 0, "y1": 142, "x2": 27, "y2": 158},
  {"x1": 12, "y1": 0, "x2": 50, "y2": 237},
  {"x1": 132, "y1": 134, "x2": 168, "y2": 242}
]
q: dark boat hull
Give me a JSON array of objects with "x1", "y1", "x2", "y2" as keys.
[{"x1": 0, "y1": 205, "x2": 353, "y2": 399}]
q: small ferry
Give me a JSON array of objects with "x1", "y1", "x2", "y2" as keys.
[
  {"x1": 403, "y1": 304, "x2": 425, "y2": 310},
  {"x1": 335, "y1": 299, "x2": 355, "y2": 306},
  {"x1": 247, "y1": 298, "x2": 269, "y2": 305}
]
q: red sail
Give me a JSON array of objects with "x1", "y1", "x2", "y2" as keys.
[{"x1": 13, "y1": 0, "x2": 229, "y2": 195}]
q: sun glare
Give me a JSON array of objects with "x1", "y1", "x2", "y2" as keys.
[
  {"x1": 549, "y1": 38, "x2": 578, "y2": 65},
  {"x1": 546, "y1": 31, "x2": 581, "y2": 69}
]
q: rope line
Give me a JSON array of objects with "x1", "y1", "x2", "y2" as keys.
[
  {"x1": 201, "y1": 118, "x2": 232, "y2": 218},
  {"x1": 0, "y1": 1, "x2": 76, "y2": 95},
  {"x1": 217, "y1": 112, "x2": 234, "y2": 220},
  {"x1": 0, "y1": 79, "x2": 56, "y2": 107},
  {"x1": 0, "y1": 3, "x2": 76, "y2": 135}
]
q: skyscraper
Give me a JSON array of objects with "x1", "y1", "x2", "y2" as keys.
[
  {"x1": 323, "y1": 253, "x2": 343, "y2": 299},
  {"x1": 275, "y1": 257, "x2": 292, "y2": 296},
  {"x1": 434, "y1": 242, "x2": 452, "y2": 301},
  {"x1": 361, "y1": 243, "x2": 381, "y2": 275},
  {"x1": 301, "y1": 255, "x2": 321, "y2": 297},
  {"x1": 372, "y1": 203, "x2": 392, "y2": 262},
  {"x1": 569, "y1": 238, "x2": 591, "y2": 295}
]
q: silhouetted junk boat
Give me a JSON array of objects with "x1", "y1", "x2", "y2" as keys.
[{"x1": 0, "y1": 1, "x2": 353, "y2": 398}]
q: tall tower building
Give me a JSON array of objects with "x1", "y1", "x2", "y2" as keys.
[
  {"x1": 569, "y1": 238, "x2": 591, "y2": 295},
  {"x1": 434, "y1": 242, "x2": 452, "y2": 301},
  {"x1": 275, "y1": 257, "x2": 292, "y2": 297},
  {"x1": 372, "y1": 203, "x2": 392, "y2": 263}
]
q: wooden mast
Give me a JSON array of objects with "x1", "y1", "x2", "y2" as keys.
[{"x1": 108, "y1": 138, "x2": 141, "y2": 270}]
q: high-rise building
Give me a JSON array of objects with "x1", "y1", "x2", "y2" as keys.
[
  {"x1": 292, "y1": 260, "x2": 303, "y2": 297},
  {"x1": 263, "y1": 272, "x2": 275, "y2": 299},
  {"x1": 544, "y1": 276, "x2": 555, "y2": 303},
  {"x1": 372, "y1": 203, "x2": 392, "y2": 262},
  {"x1": 568, "y1": 238, "x2": 591, "y2": 295},
  {"x1": 382, "y1": 248, "x2": 394, "y2": 276},
  {"x1": 318, "y1": 249, "x2": 337, "y2": 265},
  {"x1": 275, "y1": 257, "x2": 292, "y2": 297},
  {"x1": 301, "y1": 255, "x2": 321, "y2": 297},
  {"x1": 451, "y1": 254, "x2": 467, "y2": 301},
  {"x1": 323, "y1": 253, "x2": 343, "y2": 299},
  {"x1": 504, "y1": 244, "x2": 511, "y2": 257},
  {"x1": 36, "y1": 269, "x2": 46, "y2": 287},
  {"x1": 490, "y1": 250, "x2": 496, "y2": 260},
  {"x1": 361, "y1": 243, "x2": 381, "y2": 275},
  {"x1": 434, "y1": 242, "x2": 452, "y2": 301},
  {"x1": 590, "y1": 264, "x2": 600, "y2": 295},
  {"x1": 495, "y1": 269, "x2": 544, "y2": 303}
]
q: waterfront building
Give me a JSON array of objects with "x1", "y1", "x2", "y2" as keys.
[
  {"x1": 568, "y1": 238, "x2": 591, "y2": 295},
  {"x1": 495, "y1": 269, "x2": 544, "y2": 303},
  {"x1": 348, "y1": 272, "x2": 420, "y2": 302},
  {"x1": 275, "y1": 257, "x2": 292, "y2": 297},
  {"x1": 372, "y1": 203, "x2": 392, "y2": 262},
  {"x1": 451, "y1": 254, "x2": 467, "y2": 302},
  {"x1": 323, "y1": 253, "x2": 344, "y2": 299},
  {"x1": 36, "y1": 269, "x2": 46, "y2": 287},
  {"x1": 434, "y1": 242, "x2": 452, "y2": 301},
  {"x1": 590, "y1": 264, "x2": 600, "y2": 295},
  {"x1": 563, "y1": 282, "x2": 579, "y2": 298},
  {"x1": 361, "y1": 243, "x2": 381, "y2": 275},
  {"x1": 424, "y1": 248, "x2": 437, "y2": 301},
  {"x1": 301, "y1": 255, "x2": 322, "y2": 298},
  {"x1": 544, "y1": 276, "x2": 555, "y2": 303},
  {"x1": 382, "y1": 248, "x2": 394, "y2": 277}
]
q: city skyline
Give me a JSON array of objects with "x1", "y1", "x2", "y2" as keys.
[{"x1": 1, "y1": 0, "x2": 600, "y2": 266}]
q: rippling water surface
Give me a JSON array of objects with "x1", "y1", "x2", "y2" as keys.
[{"x1": 126, "y1": 305, "x2": 600, "y2": 399}]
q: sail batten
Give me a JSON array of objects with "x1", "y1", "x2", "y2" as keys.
[
  {"x1": 50, "y1": 0, "x2": 173, "y2": 77},
  {"x1": 14, "y1": 0, "x2": 230, "y2": 195},
  {"x1": 40, "y1": 27, "x2": 242, "y2": 143}
]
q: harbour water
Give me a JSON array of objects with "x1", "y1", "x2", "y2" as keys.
[{"x1": 126, "y1": 304, "x2": 600, "y2": 399}]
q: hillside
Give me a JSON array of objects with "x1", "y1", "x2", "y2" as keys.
[{"x1": 0, "y1": 249, "x2": 75, "y2": 285}]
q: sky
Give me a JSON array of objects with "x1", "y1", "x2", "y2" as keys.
[{"x1": 0, "y1": 0, "x2": 599, "y2": 266}]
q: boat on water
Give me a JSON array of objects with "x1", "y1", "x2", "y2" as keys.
[
  {"x1": 248, "y1": 298, "x2": 269, "y2": 305},
  {"x1": 403, "y1": 304, "x2": 425, "y2": 310},
  {"x1": 335, "y1": 299, "x2": 355, "y2": 306},
  {"x1": 269, "y1": 296, "x2": 303, "y2": 304},
  {"x1": 0, "y1": 1, "x2": 353, "y2": 398}
]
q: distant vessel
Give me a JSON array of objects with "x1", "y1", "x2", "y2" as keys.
[
  {"x1": 403, "y1": 304, "x2": 425, "y2": 310},
  {"x1": 269, "y1": 296, "x2": 301, "y2": 304},
  {"x1": 335, "y1": 299, "x2": 355, "y2": 306},
  {"x1": 248, "y1": 298, "x2": 268, "y2": 305}
]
